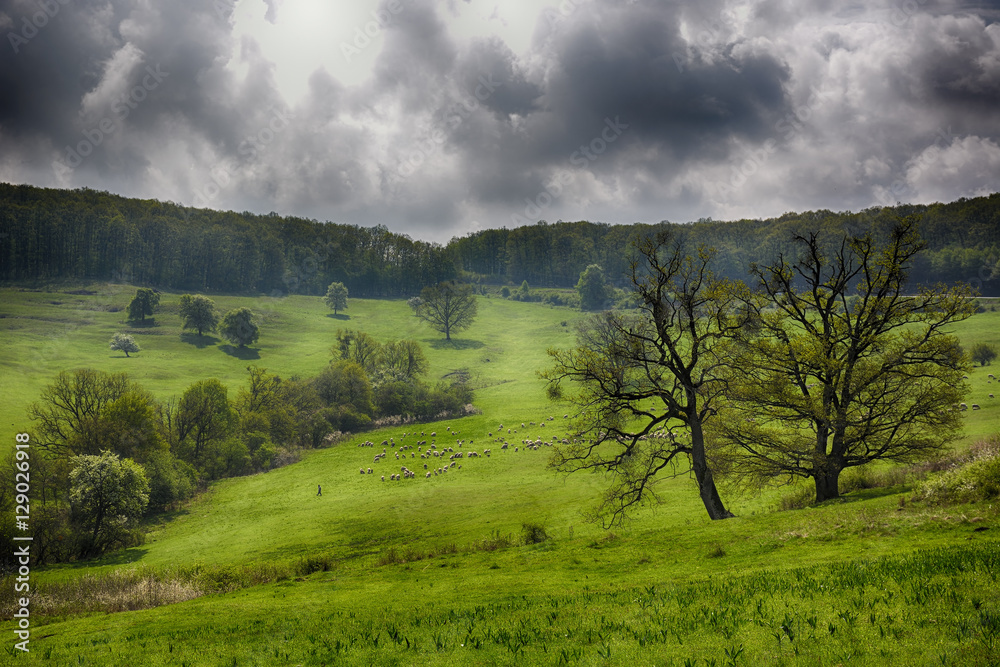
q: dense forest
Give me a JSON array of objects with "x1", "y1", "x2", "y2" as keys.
[{"x1": 2, "y1": 183, "x2": 999, "y2": 295}]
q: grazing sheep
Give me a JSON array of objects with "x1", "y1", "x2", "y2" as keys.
[
  {"x1": 431, "y1": 432, "x2": 436, "y2": 437},
  {"x1": 360, "y1": 467, "x2": 365, "y2": 474},
  {"x1": 426, "y1": 472, "x2": 431, "y2": 478},
  {"x1": 367, "y1": 467, "x2": 372, "y2": 474},
  {"x1": 381, "y1": 475, "x2": 385, "y2": 481},
  {"x1": 973, "y1": 404, "x2": 981, "y2": 410}
]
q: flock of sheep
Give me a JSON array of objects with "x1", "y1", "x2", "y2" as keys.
[
  {"x1": 957, "y1": 372, "x2": 996, "y2": 411},
  {"x1": 355, "y1": 417, "x2": 573, "y2": 483},
  {"x1": 349, "y1": 372, "x2": 996, "y2": 482}
]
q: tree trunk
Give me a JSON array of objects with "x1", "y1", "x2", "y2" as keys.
[
  {"x1": 690, "y1": 421, "x2": 735, "y2": 520},
  {"x1": 814, "y1": 467, "x2": 841, "y2": 503}
]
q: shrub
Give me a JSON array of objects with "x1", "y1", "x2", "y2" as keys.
[
  {"x1": 913, "y1": 456, "x2": 1000, "y2": 505},
  {"x1": 522, "y1": 522, "x2": 550, "y2": 545}
]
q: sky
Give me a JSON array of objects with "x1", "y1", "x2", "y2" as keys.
[{"x1": 1, "y1": 0, "x2": 999, "y2": 244}]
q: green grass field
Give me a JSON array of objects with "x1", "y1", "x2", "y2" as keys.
[{"x1": 2, "y1": 286, "x2": 999, "y2": 665}]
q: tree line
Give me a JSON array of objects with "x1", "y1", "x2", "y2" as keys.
[
  {"x1": 0, "y1": 183, "x2": 455, "y2": 296},
  {"x1": 2, "y1": 183, "x2": 998, "y2": 295},
  {"x1": 451, "y1": 196, "x2": 1000, "y2": 294}
]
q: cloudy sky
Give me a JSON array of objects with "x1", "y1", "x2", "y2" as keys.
[{"x1": 1, "y1": 0, "x2": 999, "y2": 242}]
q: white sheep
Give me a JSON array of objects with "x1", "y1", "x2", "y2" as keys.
[{"x1": 973, "y1": 404, "x2": 981, "y2": 410}]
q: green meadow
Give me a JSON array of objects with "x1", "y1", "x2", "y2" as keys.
[{"x1": 2, "y1": 286, "x2": 999, "y2": 665}]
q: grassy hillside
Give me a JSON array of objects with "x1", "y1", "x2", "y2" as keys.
[
  {"x1": 0, "y1": 284, "x2": 587, "y2": 456},
  {"x1": 2, "y1": 287, "x2": 999, "y2": 665}
]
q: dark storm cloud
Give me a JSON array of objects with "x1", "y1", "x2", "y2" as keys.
[
  {"x1": 0, "y1": 0, "x2": 998, "y2": 241},
  {"x1": 440, "y1": 1, "x2": 792, "y2": 219}
]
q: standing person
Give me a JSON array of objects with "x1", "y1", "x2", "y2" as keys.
[{"x1": 317, "y1": 484, "x2": 322, "y2": 496}]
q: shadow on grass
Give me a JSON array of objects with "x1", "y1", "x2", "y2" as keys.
[
  {"x1": 65, "y1": 547, "x2": 149, "y2": 570},
  {"x1": 426, "y1": 338, "x2": 485, "y2": 350},
  {"x1": 220, "y1": 344, "x2": 261, "y2": 360},
  {"x1": 325, "y1": 313, "x2": 351, "y2": 320},
  {"x1": 181, "y1": 332, "x2": 221, "y2": 348},
  {"x1": 126, "y1": 319, "x2": 158, "y2": 328}
]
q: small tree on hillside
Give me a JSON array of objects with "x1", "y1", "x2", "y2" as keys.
[
  {"x1": 410, "y1": 281, "x2": 478, "y2": 341},
  {"x1": 324, "y1": 282, "x2": 349, "y2": 315},
  {"x1": 334, "y1": 329, "x2": 382, "y2": 375},
  {"x1": 179, "y1": 294, "x2": 220, "y2": 336},
  {"x1": 576, "y1": 264, "x2": 613, "y2": 311},
  {"x1": 175, "y1": 378, "x2": 237, "y2": 465},
  {"x1": 219, "y1": 308, "x2": 259, "y2": 347},
  {"x1": 69, "y1": 451, "x2": 149, "y2": 557},
  {"x1": 971, "y1": 342, "x2": 997, "y2": 366},
  {"x1": 379, "y1": 339, "x2": 428, "y2": 381},
  {"x1": 126, "y1": 288, "x2": 160, "y2": 323},
  {"x1": 109, "y1": 332, "x2": 140, "y2": 357}
]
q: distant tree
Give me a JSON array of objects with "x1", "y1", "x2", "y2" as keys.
[
  {"x1": 518, "y1": 280, "x2": 531, "y2": 300},
  {"x1": 716, "y1": 219, "x2": 975, "y2": 503},
  {"x1": 126, "y1": 288, "x2": 160, "y2": 323},
  {"x1": 109, "y1": 332, "x2": 140, "y2": 357},
  {"x1": 971, "y1": 342, "x2": 997, "y2": 366},
  {"x1": 334, "y1": 329, "x2": 382, "y2": 375},
  {"x1": 29, "y1": 369, "x2": 164, "y2": 460},
  {"x1": 411, "y1": 281, "x2": 478, "y2": 341},
  {"x1": 219, "y1": 307, "x2": 259, "y2": 347},
  {"x1": 313, "y1": 360, "x2": 374, "y2": 414},
  {"x1": 576, "y1": 264, "x2": 613, "y2": 311},
  {"x1": 379, "y1": 339, "x2": 428, "y2": 381},
  {"x1": 324, "y1": 282, "x2": 349, "y2": 315},
  {"x1": 141, "y1": 450, "x2": 196, "y2": 513},
  {"x1": 175, "y1": 379, "x2": 237, "y2": 465},
  {"x1": 179, "y1": 294, "x2": 220, "y2": 336},
  {"x1": 69, "y1": 451, "x2": 149, "y2": 557},
  {"x1": 500, "y1": 286, "x2": 511, "y2": 298}
]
